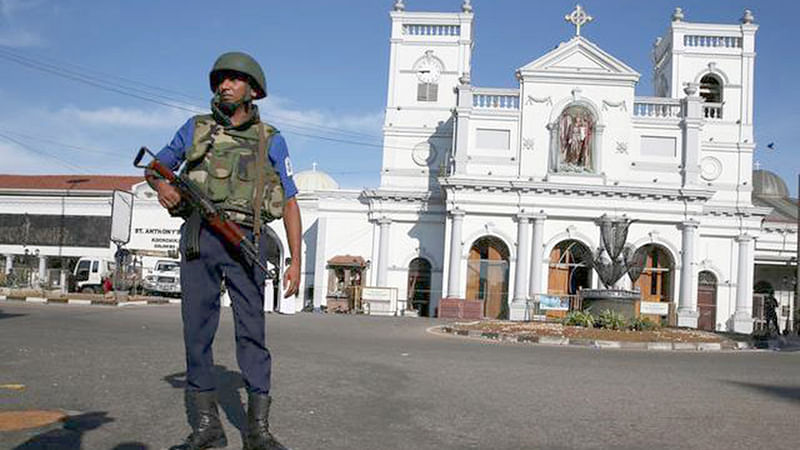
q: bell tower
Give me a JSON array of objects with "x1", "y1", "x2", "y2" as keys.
[{"x1": 380, "y1": 0, "x2": 474, "y2": 190}]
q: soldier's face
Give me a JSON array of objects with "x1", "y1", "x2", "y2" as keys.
[{"x1": 216, "y1": 71, "x2": 256, "y2": 104}]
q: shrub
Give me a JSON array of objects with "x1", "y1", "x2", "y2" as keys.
[
  {"x1": 596, "y1": 309, "x2": 626, "y2": 330},
  {"x1": 563, "y1": 310, "x2": 595, "y2": 328},
  {"x1": 628, "y1": 316, "x2": 658, "y2": 331}
]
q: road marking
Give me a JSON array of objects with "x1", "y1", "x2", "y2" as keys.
[
  {"x1": 0, "y1": 410, "x2": 66, "y2": 431},
  {"x1": 0, "y1": 384, "x2": 26, "y2": 391}
]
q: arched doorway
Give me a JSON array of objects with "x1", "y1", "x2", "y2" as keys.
[
  {"x1": 466, "y1": 236, "x2": 509, "y2": 319},
  {"x1": 547, "y1": 240, "x2": 592, "y2": 296},
  {"x1": 407, "y1": 258, "x2": 432, "y2": 317},
  {"x1": 697, "y1": 271, "x2": 718, "y2": 331},
  {"x1": 634, "y1": 245, "x2": 674, "y2": 304}
]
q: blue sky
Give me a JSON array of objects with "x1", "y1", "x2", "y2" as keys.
[{"x1": 0, "y1": 0, "x2": 797, "y2": 195}]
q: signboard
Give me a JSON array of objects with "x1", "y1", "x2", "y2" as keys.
[
  {"x1": 539, "y1": 295, "x2": 570, "y2": 311},
  {"x1": 110, "y1": 190, "x2": 134, "y2": 244},
  {"x1": 640, "y1": 301, "x2": 669, "y2": 316},
  {"x1": 362, "y1": 287, "x2": 397, "y2": 316}
]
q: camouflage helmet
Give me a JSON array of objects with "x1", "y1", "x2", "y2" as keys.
[{"x1": 209, "y1": 51, "x2": 267, "y2": 99}]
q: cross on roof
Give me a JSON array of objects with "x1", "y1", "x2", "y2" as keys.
[
  {"x1": 754, "y1": 161, "x2": 761, "y2": 170},
  {"x1": 565, "y1": 5, "x2": 593, "y2": 37}
]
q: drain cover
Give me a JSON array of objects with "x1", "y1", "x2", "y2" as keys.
[{"x1": 0, "y1": 410, "x2": 67, "y2": 431}]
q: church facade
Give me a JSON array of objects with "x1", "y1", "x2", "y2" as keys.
[{"x1": 302, "y1": 2, "x2": 794, "y2": 334}]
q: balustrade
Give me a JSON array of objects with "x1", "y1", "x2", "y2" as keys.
[
  {"x1": 703, "y1": 103, "x2": 723, "y2": 119},
  {"x1": 684, "y1": 35, "x2": 742, "y2": 48},
  {"x1": 472, "y1": 91, "x2": 519, "y2": 110},
  {"x1": 403, "y1": 24, "x2": 460, "y2": 36},
  {"x1": 633, "y1": 97, "x2": 683, "y2": 119}
]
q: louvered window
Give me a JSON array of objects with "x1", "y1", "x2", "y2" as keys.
[{"x1": 417, "y1": 83, "x2": 438, "y2": 102}]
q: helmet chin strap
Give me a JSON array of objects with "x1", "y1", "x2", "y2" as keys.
[{"x1": 211, "y1": 90, "x2": 256, "y2": 128}]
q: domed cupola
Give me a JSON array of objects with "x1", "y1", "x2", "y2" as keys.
[
  {"x1": 294, "y1": 163, "x2": 340, "y2": 193},
  {"x1": 752, "y1": 169, "x2": 789, "y2": 198}
]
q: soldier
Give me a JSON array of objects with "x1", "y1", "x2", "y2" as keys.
[{"x1": 146, "y1": 52, "x2": 300, "y2": 450}]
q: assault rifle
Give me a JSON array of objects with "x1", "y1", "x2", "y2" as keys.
[{"x1": 133, "y1": 147, "x2": 276, "y2": 279}]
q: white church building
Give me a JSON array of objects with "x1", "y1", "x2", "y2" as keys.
[{"x1": 1, "y1": 3, "x2": 797, "y2": 334}]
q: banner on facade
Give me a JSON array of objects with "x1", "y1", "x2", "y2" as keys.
[
  {"x1": 639, "y1": 301, "x2": 669, "y2": 316},
  {"x1": 539, "y1": 295, "x2": 570, "y2": 311},
  {"x1": 110, "y1": 190, "x2": 134, "y2": 244}
]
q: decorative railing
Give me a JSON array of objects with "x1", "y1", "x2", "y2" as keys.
[
  {"x1": 633, "y1": 97, "x2": 683, "y2": 119},
  {"x1": 403, "y1": 24, "x2": 460, "y2": 36},
  {"x1": 703, "y1": 102, "x2": 723, "y2": 119},
  {"x1": 684, "y1": 35, "x2": 742, "y2": 48},
  {"x1": 472, "y1": 89, "x2": 520, "y2": 110}
]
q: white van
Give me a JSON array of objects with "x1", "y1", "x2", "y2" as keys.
[
  {"x1": 72, "y1": 257, "x2": 115, "y2": 294},
  {"x1": 142, "y1": 259, "x2": 181, "y2": 297}
]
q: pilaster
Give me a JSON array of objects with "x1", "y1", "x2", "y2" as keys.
[
  {"x1": 677, "y1": 220, "x2": 700, "y2": 328},
  {"x1": 446, "y1": 209, "x2": 466, "y2": 298},
  {"x1": 376, "y1": 217, "x2": 392, "y2": 287},
  {"x1": 681, "y1": 84, "x2": 703, "y2": 187},
  {"x1": 732, "y1": 234, "x2": 754, "y2": 334},
  {"x1": 510, "y1": 214, "x2": 532, "y2": 321}
]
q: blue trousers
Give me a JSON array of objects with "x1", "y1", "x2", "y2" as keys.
[{"x1": 179, "y1": 223, "x2": 272, "y2": 394}]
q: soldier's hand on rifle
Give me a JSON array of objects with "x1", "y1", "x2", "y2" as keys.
[{"x1": 155, "y1": 181, "x2": 182, "y2": 210}]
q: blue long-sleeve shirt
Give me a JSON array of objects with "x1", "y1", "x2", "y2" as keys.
[{"x1": 155, "y1": 117, "x2": 298, "y2": 198}]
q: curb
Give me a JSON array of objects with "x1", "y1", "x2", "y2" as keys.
[
  {"x1": 435, "y1": 325, "x2": 750, "y2": 352},
  {"x1": 0, "y1": 296, "x2": 175, "y2": 307}
]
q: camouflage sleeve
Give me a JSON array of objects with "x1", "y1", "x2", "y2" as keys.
[{"x1": 268, "y1": 133, "x2": 298, "y2": 198}]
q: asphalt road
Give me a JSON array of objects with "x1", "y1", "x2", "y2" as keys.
[{"x1": 0, "y1": 302, "x2": 798, "y2": 450}]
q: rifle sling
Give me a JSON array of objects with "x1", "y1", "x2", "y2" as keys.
[{"x1": 253, "y1": 124, "x2": 271, "y2": 250}]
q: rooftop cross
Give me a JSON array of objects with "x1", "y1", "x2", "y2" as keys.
[{"x1": 565, "y1": 5, "x2": 593, "y2": 37}]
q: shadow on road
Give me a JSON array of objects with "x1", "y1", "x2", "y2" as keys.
[
  {"x1": 12, "y1": 411, "x2": 146, "y2": 449},
  {"x1": 726, "y1": 380, "x2": 800, "y2": 405},
  {"x1": 163, "y1": 366, "x2": 247, "y2": 433},
  {"x1": 0, "y1": 309, "x2": 26, "y2": 321}
]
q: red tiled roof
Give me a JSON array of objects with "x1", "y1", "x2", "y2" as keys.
[{"x1": 0, "y1": 174, "x2": 143, "y2": 191}]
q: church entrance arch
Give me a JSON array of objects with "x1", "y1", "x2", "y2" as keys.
[
  {"x1": 407, "y1": 258, "x2": 432, "y2": 317},
  {"x1": 634, "y1": 245, "x2": 674, "y2": 304},
  {"x1": 547, "y1": 240, "x2": 592, "y2": 296},
  {"x1": 466, "y1": 236, "x2": 509, "y2": 319},
  {"x1": 697, "y1": 271, "x2": 718, "y2": 331}
]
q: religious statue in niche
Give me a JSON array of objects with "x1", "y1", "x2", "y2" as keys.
[{"x1": 557, "y1": 105, "x2": 595, "y2": 172}]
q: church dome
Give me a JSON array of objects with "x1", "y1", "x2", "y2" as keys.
[
  {"x1": 753, "y1": 169, "x2": 789, "y2": 198},
  {"x1": 294, "y1": 164, "x2": 339, "y2": 192}
]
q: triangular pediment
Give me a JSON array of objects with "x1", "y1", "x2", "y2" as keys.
[{"x1": 519, "y1": 36, "x2": 640, "y2": 81}]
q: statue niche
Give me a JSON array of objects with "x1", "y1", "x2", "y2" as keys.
[{"x1": 555, "y1": 105, "x2": 595, "y2": 173}]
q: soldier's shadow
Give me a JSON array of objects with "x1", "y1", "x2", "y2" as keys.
[{"x1": 163, "y1": 366, "x2": 247, "y2": 434}]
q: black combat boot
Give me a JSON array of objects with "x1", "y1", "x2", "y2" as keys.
[
  {"x1": 172, "y1": 390, "x2": 227, "y2": 450},
  {"x1": 244, "y1": 392, "x2": 289, "y2": 450}
]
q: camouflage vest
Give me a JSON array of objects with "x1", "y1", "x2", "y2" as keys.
[{"x1": 181, "y1": 114, "x2": 285, "y2": 226}]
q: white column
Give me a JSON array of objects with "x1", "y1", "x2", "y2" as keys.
[
  {"x1": 446, "y1": 210, "x2": 465, "y2": 298},
  {"x1": 510, "y1": 215, "x2": 532, "y2": 321},
  {"x1": 732, "y1": 234, "x2": 754, "y2": 333},
  {"x1": 4, "y1": 254, "x2": 12, "y2": 274},
  {"x1": 37, "y1": 255, "x2": 47, "y2": 288},
  {"x1": 376, "y1": 217, "x2": 392, "y2": 287},
  {"x1": 312, "y1": 217, "x2": 328, "y2": 312},
  {"x1": 528, "y1": 214, "x2": 546, "y2": 299},
  {"x1": 677, "y1": 220, "x2": 700, "y2": 328}
]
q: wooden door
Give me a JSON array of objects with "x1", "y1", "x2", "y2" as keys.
[{"x1": 697, "y1": 285, "x2": 716, "y2": 331}]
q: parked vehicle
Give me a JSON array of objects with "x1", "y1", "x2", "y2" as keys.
[
  {"x1": 71, "y1": 257, "x2": 116, "y2": 294},
  {"x1": 142, "y1": 259, "x2": 181, "y2": 297}
]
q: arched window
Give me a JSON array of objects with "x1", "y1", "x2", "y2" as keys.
[
  {"x1": 699, "y1": 74, "x2": 723, "y2": 119},
  {"x1": 633, "y1": 245, "x2": 674, "y2": 303},
  {"x1": 699, "y1": 74, "x2": 722, "y2": 103},
  {"x1": 466, "y1": 236, "x2": 510, "y2": 319},
  {"x1": 547, "y1": 240, "x2": 592, "y2": 296}
]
